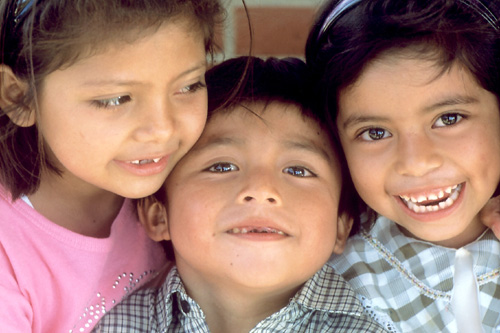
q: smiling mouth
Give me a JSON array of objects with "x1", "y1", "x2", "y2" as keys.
[
  {"x1": 399, "y1": 183, "x2": 463, "y2": 213},
  {"x1": 128, "y1": 157, "x2": 162, "y2": 165},
  {"x1": 228, "y1": 227, "x2": 287, "y2": 236}
]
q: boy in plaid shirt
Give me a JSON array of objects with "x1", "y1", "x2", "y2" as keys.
[{"x1": 92, "y1": 56, "x2": 385, "y2": 332}]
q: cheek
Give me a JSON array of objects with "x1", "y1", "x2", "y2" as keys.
[{"x1": 167, "y1": 184, "x2": 215, "y2": 229}]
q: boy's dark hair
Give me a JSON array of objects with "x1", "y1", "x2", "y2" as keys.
[
  {"x1": 0, "y1": 0, "x2": 225, "y2": 200},
  {"x1": 207, "y1": 56, "x2": 360, "y2": 234},
  {"x1": 306, "y1": 0, "x2": 500, "y2": 212}
]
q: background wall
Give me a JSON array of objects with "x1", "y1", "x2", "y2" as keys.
[{"x1": 218, "y1": 0, "x2": 326, "y2": 60}]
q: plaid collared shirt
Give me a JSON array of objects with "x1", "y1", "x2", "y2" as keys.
[
  {"x1": 92, "y1": 264, "x2": 385, "y2": 332},
  {"x1": 329, "y1": 216, "x2": 500, "y2": 333}
]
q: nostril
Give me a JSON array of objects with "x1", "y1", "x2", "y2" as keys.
[
  {"x1": 244, "y1": 196, "x2": 253, "y2": 202},
  {"x1": 267, "y1": 198, "x2": 276, "y2": 203}
]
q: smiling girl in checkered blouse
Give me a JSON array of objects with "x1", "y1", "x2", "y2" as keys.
[{"x1": 306, "y1": 0, "x2": 500, "y2": 332}]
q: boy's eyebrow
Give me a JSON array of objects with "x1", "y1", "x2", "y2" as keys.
[
  {"x1": 191, "y1": 135, "x2": 332, "y2": 162},
  {"x1": 341, "y1": 94, "x2": 479, "y2": 129},
  {"x1": 80, "y1": 62, "x2": 206, "y2": 87},
  {"x1": 281, "y1": 139, "x2": 333, "y2": 163},
  {"x1": 190, "y1": 136, "x2": 244, "y2": 152}
]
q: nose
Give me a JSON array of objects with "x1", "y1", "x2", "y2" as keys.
[
  {"x1": 394, "y1": 132, "x2": 443, "y2": 177},
  {"x1": 133, "y1": 99, "x2": 174, "y2": 143},
  {"x1": 236, "y1": 168, "x2": 282, "y2": 206}
]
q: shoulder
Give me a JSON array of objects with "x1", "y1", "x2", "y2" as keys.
[
  {"x1": 93, "y1": 266, "x2": 179, "y2": 333},
  {"x1": 93, "y1": 285, "x2": 160, "y2": 332},
  {"x1": 306, "y1": 311, "x2": 387, "y2": 332}
]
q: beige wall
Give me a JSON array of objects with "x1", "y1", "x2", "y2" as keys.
[{"x1": 218, "y1": 0, "x2": 326, "y2": 59}]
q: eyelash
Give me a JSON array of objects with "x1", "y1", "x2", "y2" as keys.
[
  {"x1": 358, "y1": 128, "x2": 391, "y2": 141},
  {"x1": 205, "y1": 162, "x2": 239, "y2": 173},
  {"x1": 178, "y1": 81, "x2": 206, "y2": 94},
  {"x1": 283, "y1": 166, "x2": 316, "y2": 177},
  {"x1": 433, "y1": 113, "x2": 464, "y2": 128},
  {"x1": 92, "y1": 95, "x2": 131, "y2": 109},
  {"x1": 357, "y1": 113, "x2": 466, "y2": 141},
  {"x1": 204, "y1": 163, "x2": 316, "y2": 178},
  {"x1": 90, "y1": 81, "x2": 206, "y2": 109}
]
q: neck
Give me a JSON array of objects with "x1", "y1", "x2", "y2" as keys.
[
  {"x1": 28, "y1": 170, "x2": 124, "y2": 238},
  {"x1": 183, "y1": 276, "x2": 301, "y2": 333}
]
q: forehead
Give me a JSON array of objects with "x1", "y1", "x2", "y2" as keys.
[
  {"x1": 342, "y1": 52, "x2": 482, "y2": 104},
  {"x1": 50, "y1": 17, "x2": 204, "y2": 74},
  {"x1": 197, "y1": 101, "x2": 338, "y2": 161},
  {"x1": 207, "y1": 101, "x2": 324, "y2": 138}
]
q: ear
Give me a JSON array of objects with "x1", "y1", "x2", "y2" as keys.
[
  {"x1": 332, "y1": 212, "x2": 354, "y2": 255},
  {"x1": 137, "y1": 196, "x2": 170, "y2": 242},
  {"x1": 0, "y1": 65, "x2": 35, "y2": 127}
]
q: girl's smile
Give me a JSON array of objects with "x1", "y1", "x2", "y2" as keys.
[
  {"x1": 398, "y1": 183, "x2": 463, "y2": 213},
  {"x1": 337, "y1": 53, "x2": 500, "y2": 248},
  {"x1": 35, "y1": 20, "x2": 208, "y2": 200}
]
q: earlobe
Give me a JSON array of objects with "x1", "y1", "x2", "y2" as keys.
[
  {"x1": 137, "y1": 196, "x2": 170, "y2": 242},
  {"x1": 0, "y1": 65, "x2": 35, "y2": 127},
  {"x1": 332, "y1": 213, "x2": 354, "y2": 254}
]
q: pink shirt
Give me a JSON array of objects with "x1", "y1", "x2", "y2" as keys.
[{"x1": 0, "y1": 185, "x2": 167, "y2": 332}]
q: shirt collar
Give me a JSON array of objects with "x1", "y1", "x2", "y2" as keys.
[
  {"x1": 155, "y1": 264, "x2": 365, "y2": 329},
  {"x1": 366, "y1": 216, "x2": 500, "y2": 284},
  {"x1": 291, "y1": 264, "x2": 366, "y2": 316}
]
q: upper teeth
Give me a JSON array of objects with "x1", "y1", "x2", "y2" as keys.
[
  {"x1": 130, "y1": 158, "x2": 161, "y2": 165},
  {"x1": 399, "y1": 184, "x2": 462, "y2": 213},
  {"x1": 228, "y1": 227, "x2": 286, "y2": 235}
]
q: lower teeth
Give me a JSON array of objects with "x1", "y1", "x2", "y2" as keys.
[{"x1": 405, "y1": 184, "x2": 461, "y2": 213}]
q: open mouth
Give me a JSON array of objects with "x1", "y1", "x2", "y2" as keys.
[
  {"x1": 228, "y1": 227, "x2": 287, "y2": 236},
  {"x1": 128, "y1": 157, "x2": 162, "y2": 165},
  {"x1": 399, "y1": 183, "x2": 463, "y2": 213}
]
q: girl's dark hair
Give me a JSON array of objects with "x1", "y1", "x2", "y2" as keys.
[
  {"x1": 306, "y1": 0, "x2": 500, "y2": 217},
  {"x1": 0, "y1": 0, "x2": 226, "y2": 200}
]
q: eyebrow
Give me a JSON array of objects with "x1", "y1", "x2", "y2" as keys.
[
  {"x1": 80, "y1": 62, "x2": 206, "y2": 87},
  {"x1": 190, "y1": 136, "x2": 244, "y2": 153},
  {"x1": 192, "y1": 134, "x2": 332, "y2": 163},
  {"x1": 281, "y1": 139, "x2": 332, "y2": 163},
  {"x1": 423, "y1": 95, "x2": 478, "y2": 112},
  {"x1": 341, "y1": 94, "x2": 479, "y2": 129}
]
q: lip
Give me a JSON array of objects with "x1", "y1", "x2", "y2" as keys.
[
  {"x1": 395, "y1": 182, "x2": 465, "y2": 222},
  {"x1": 115, "y1": 155, "x2": 170, "y2": 177},
  {"x1": 225, "y1": 218, "x2": 290, "y2": 241}
]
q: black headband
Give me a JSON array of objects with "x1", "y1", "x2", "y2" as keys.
[{"x1": 317, "y1": 0, "x2": 499, "y2": 41}]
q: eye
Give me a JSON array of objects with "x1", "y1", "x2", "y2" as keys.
[
  {"x1": 434, "y1": 113, "x2": 463, "y2": 127},
  {"x1": 205, "y1": 162, "x2": 239, "y2": 173},
  {"x1": 283, "y1": 166, "x2": 316, "y2": 177},
  {"x1": 92, "y1": 95, "x2": 131, "y2": 109},
  {"x1": 359, "y1": 128, "x2": 391, "y2": 141},
  {"x1": 179, "y1": 81, "x2": 206, "y2": 94}
]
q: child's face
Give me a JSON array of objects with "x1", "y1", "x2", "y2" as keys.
[
  {"x1": 164, "y1": 102, "x2": 349, "y2": 294},
  {"x1": 337, "y1": 54, "x2": 500, "y2": 248},
  {"x1": 36, "y1": 20, "x2": 207, "y2": 198}
]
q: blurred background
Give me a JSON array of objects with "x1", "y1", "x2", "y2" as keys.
[{"x1": 217, "y1": 0, "x2": 326, "y2": 60}]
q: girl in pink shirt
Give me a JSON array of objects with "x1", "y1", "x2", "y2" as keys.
[{"x1": 0, "y1": 0, "x2": 224, "y2": 331}]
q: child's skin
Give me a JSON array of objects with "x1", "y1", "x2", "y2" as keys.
[
  {"x1": 140, "y1": 101, "x2": 352, "y2": 332},
  {"x1": 336, "y1": 51, "x2": 500, "y2": 248},
  {"x1": 3, "y1": 20, "x2": 208, "y2": 237}
]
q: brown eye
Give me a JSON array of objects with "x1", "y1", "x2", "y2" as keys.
[
  {"x1": 359, "y1": 128, "x2": 390, "y2": 141},
  {"x1": 283, "y1": 166, "x2": 316, "y2": 177},
  {"x1": 205, "y1": 162, "x2": 239, "y2": 173},
  {"x1": 434, "y1": 113, "x2": 463, "y2": 127}
]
